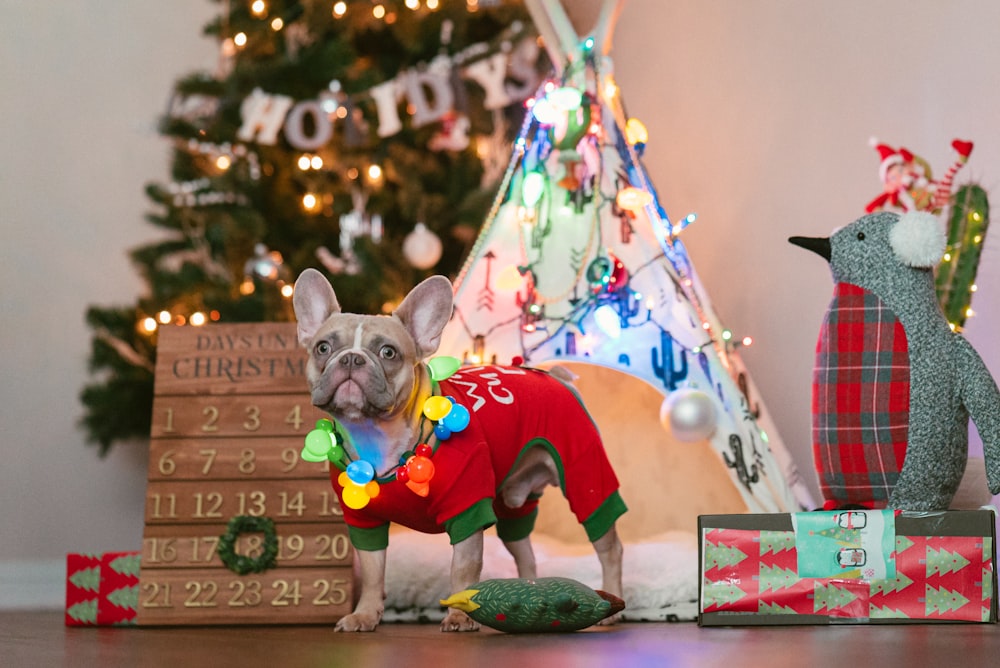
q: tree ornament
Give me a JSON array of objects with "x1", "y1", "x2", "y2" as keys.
[
  {"x1": 243, "y1": 243, "x2": 289, "y2": 283},
  {"x1": 660, "y1": 388, "x2": 718, "y2": 442},
  {"x1": 403, "y1": 223, "x2": 443, "y2": 269}
]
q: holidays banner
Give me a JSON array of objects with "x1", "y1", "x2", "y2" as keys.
[{"x1": 169, "y1": 31, "x2": 544, "y2": 154}]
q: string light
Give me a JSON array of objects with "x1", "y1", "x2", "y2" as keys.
[
  {"x1": 367, "y1": 164, "x2": 383, "y2": 182},
  {"x1": 671, "y1": 213, "x2": 697, "y2": 236},
  {"x1": 332, "y1": 1, "x2": 347, "y2": 18},
  {"x1": 157, "y1": 311, "x2": 172, "y2": 325},
  {"x1": 625, "y1": 118, "x2": 648, "y2": 146},
  {"x1": 405, "y1": 0, "x2": 420, "y2": 9},
  {"x1": 373, "y1": 4, "x2": 386, "y2": 19},
  {"x1": 250, "y1": 1, "x2": 266, "y2": 17},
  {"x1": 271, "y1": 18, "x2": 283, "y2": 31},
  {"x1": 234, "y1": 32, "x2": 248, "y2": 48},
  {"x1": 280, "y1": 284, "x2": 294, "y2": 298},
  {"x1": 302, "y1": 193, "x2": 320, "y2": 212},
  {"x1": 190, "y1": 312, "x2": 207, "y2": 327},
  {"x1": 141, "y1": 317, "x2": 157, "y2": 333},
  {"x1": 215, "y1": 155, "x2": 232, "y2": 171},
  {"x1": 616, "y1": 186, "x2": 652, "y2": 213},
  {"x1": 297, "y1": 155, "x2": 312, "y2": 170},
  {"x1": 426, "y1": 0, "x2": 439, "y2": 9}
]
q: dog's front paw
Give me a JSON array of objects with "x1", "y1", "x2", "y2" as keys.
[
  {"x1": 440, "y1": 609, "x2": 480, "y2": 632},
  {"x1": 335, "y1": 611, "x2": 381, "y2": 632}
]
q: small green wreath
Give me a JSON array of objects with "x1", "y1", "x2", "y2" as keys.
[{"x1": 217, "y1": 515, "x2": 278, "y2": 575}]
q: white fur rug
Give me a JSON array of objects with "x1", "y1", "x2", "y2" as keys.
[{"x1": 381, "y1": 530, "x2": 699, "y2": 623}]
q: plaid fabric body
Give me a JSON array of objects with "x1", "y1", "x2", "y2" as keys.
[{"x1": 813, "y1": 282, "x2": 910, "y2": 508}]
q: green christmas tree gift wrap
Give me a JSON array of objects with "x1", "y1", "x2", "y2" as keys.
[
  {"x1": 698, "y1": 511, "x2": 997, "y2": 625},
  {"x1": 66, "y1": 552, "x2": 140, "y2": 627}
]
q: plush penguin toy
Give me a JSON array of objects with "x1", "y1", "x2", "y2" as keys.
[{"x1": 790, "y1": 211, "x2": 1000, "y2": 511}]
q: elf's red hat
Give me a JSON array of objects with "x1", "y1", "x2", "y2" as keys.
[{"x1": 870, "y1": 137, "x2": 903, "y2": 183}]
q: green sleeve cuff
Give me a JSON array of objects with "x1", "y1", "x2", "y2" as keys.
[
  {"x1": 444, "y1": 498, "x2": 497, "y2": 545},
  {"x1": 347, "y1": 523, "x2": 391, "y2": 551},
  {"x1": 582, "y1": 491, "x2": 628, "y2": 542},
  {"x1": 496, "y1": 507, "x2": 538, "y2": 543}
]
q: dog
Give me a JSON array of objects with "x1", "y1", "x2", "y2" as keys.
[{"x1": 292, "y1": 268, "x2": 626, "y2": 632}]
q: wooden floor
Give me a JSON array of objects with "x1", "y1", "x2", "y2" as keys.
[{"x1": 6, "y1": 611, "x2": 1000, "y2": 667}]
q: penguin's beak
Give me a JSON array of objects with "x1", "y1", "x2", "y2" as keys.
[{"x1": 788, "y1": 236, "x2": 831, "y2": 262}]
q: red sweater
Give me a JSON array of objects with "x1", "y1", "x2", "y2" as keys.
[{"x1": 331, "y1": 365, "x2": 626, "y2": 550}]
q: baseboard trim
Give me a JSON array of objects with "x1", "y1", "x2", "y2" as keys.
[{"x1": 0, "y1": 559, "x2": 64, "y2": 610}]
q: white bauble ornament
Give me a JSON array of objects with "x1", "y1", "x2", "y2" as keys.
[
  {"x1": 403, "y1": 223, "x2": 443, "y2": 269},
  {"x1": 659, "y1": 388, "x2": 718, "y2": 442}
]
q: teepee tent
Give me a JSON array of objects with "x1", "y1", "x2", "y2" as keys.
[{"x1": 438, "y1": 0, "x2": 814, "y2": 540}]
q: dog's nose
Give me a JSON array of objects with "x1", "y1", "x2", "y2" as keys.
[{"x1": 339, "y1": 352, "x2": 366, "y2": 368}]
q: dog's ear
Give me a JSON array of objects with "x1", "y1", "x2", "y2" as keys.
[
  {"x1": 293, "y1": 268, "x2": 341, "y2": 347},
  {"x1": 394, "y1": 275, "x2": 454, "y2": 359}
]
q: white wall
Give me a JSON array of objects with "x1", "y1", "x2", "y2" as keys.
[
  {"x1": 2, "y1": 0, "x2": 999, "y2": 606},
  {"x1": 0, "y1": 0, "x2": 217, "y2": 606}
]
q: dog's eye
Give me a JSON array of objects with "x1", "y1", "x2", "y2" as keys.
[
  {"x1": 315, "y1": 341, "x2": 331, "y2": 356},
  {"x1": 379, "y1": 345, "x2": 397, "y2": 360}
]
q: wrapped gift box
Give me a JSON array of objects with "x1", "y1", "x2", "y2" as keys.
[
  {"x1": 66, "y1": 552, "x2": 140, "y2": 626},
  {"x1": 699, "y1": 510, "x2": 997, "y2": 625}
]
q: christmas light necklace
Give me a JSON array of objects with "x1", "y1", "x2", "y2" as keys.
[{"x1": 300, "y1": 356, "x2": 469, "y2": 510}]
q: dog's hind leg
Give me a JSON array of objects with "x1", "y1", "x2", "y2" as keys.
[{"x1": 501, "y1": 536, "x2": 538, "y2": 579}]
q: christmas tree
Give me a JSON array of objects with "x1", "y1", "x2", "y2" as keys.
[{"x1": 81, "y1": 0, "x2": 548, "y2": 454}]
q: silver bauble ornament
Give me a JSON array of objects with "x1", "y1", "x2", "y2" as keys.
[
  {"x1": 659, "y1": 388, "x2": 718, "y2": 442},
  {"x1": 403, "y1": 223, "x2": 443, "y2": 269}
]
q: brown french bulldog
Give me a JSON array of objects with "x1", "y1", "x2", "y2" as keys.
[{"x1": 293, "y1": 268, "x2": 625, "y2": 632}]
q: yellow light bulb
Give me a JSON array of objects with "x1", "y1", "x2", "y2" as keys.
[
  {"x1": 302, "y1": 193, "x2": 319, "y2": 211},
  {"x1": 190, "y1": 312, "x2": 207, "y2": 326},
  {"x1": 333, "y1": 1, "x2": 347, "y2": 18},
  {"x1": 234, "y1": 32, "x2": 247, "y2": 47},
  {"x1": 368, "y1": 164, "x2": 383, "y2": 181},
  {"x1": 310, "y1": 155, "x2": 323, "y2": 170},
  {"x1": 405, "y1": 0, "x2": 419, "y2": 8},
  {"x1": 281, "y1": 284, "x2": 294, "y2": 298},
  {"x1": 625, "y1": 118, "x2": 648, "y2": 145},
  {"x1": 373, "y1": 4, "x2": 386, "y2": 19},
  {"x1": 271, "y1": 17, "x2": 283, "y2": 30},
  {"x1": 297, "y1": 155, "x2": 312, "y2": 170},
  {"x1": 251, "y1": 1, "x2": 266, "y2": 16},
  {"x1": 615, "y1": 186, "x2": 652, "y2": 213},
  {"x1": 216, "y1": 155, "x2": 231, "y2": 171},
  {"x1": 157, "y1": 310, "x2": 172, "y2": 325},
  {"x1": 141, "y1": 317, "x2": 158, "y2": 333},
  {"x1": 427, "y1": 0, "x2": 439, "y2": 9}
]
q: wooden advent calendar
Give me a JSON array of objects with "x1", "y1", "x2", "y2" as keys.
[{"x1": 137, "y1": 323, "x2": 353, "y2": 625}]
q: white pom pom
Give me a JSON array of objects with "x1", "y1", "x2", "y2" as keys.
[{"x1": 889, "y1": 212, "x2": 946, "y2": 268}]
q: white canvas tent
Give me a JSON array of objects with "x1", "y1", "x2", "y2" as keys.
[{"x1": 438, "y1": 0, "x2": 814, "y2": 541}]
